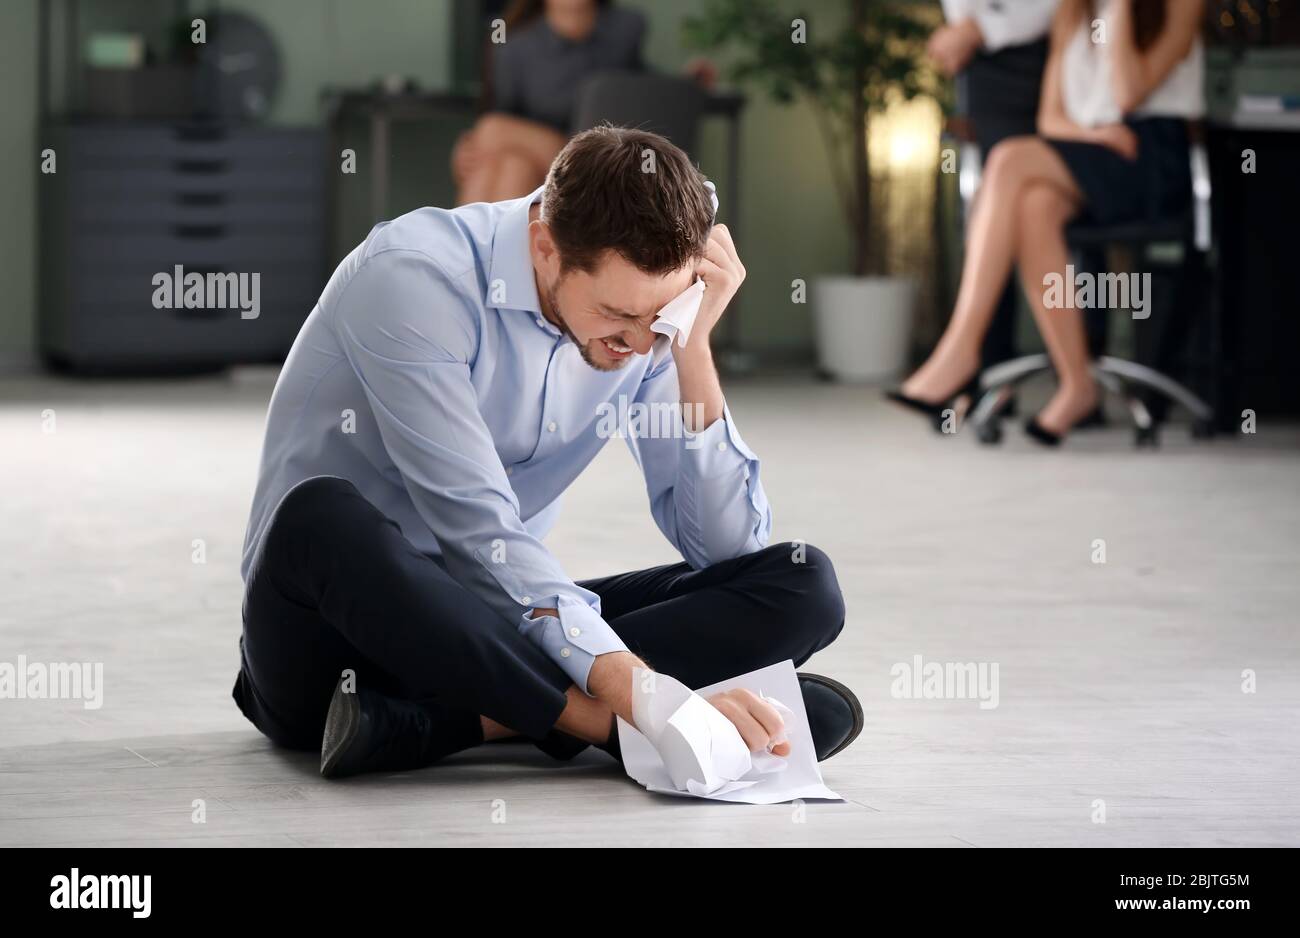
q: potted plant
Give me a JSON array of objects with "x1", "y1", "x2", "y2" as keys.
[{"x1": 685, "y1": 0, "x2": 940, "y2": 382}]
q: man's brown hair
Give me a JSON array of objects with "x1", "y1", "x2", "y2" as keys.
[{"x1": 541, "y1": 125, "x2": 714, "y2": 276}]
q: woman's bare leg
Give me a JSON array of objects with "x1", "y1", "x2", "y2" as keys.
[
  {"x1": 454, "y1": 113, "x2": 566, "y2": 204},
  {"x1": 1015, "y1": 183, "x2": 1099, "y2": 434},
  {"x1": 483, "y1": 149, "x2": 545, "y2": 201},
  {"x1": 457, "y1": 148, "x2": 541, "y2": 204},
  {"x1": 472, "y1": 113, "x2": 567, "y2": 174},
  {"x1": 454, "y1": 115, "x2": 565, "y2": 204},
  {"x1": 457, "y1": 155, "x2": 497, "y2": 205},
  {"x1": 901, "y1": 137, "x2": 1085, "y2": 403}
]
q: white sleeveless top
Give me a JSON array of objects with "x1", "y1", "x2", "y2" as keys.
[{"x1": 1059, "y1": 0, "x2": 1204, "y2": 127}]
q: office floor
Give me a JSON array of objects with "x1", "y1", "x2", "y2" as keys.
[{"x1": 2, "y1": 370, "x2": 1298, "y2": 847}]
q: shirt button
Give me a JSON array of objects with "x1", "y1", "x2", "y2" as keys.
[
  {"x1": 560, "y1": 647, "x2": 571, "y2": 658},
  {"x1": 547, "y1": 421, "x2": 557, "y2": 433},
  {"x1": 506, "y1": 466, "x2": 514, "y2": 475},
  {"x1": 569, "y1": 627, "x2": 581, "y2": 637},
  {"x1": 717, "y1": 441, "x2": 726, "y2": 451},
  {"x1": 522, "y1": 596, "x2": 532, "y2": 605}
]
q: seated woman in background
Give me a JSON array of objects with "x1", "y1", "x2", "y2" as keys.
[
  {"x1": 452, "y1": 0, "x2": 645, "y2": 204},
  {"x1": 889, "y1": 0, "x2": 1204, "y2": 445}
]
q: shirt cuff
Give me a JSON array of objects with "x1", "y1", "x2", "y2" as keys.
[
  {"x1": 517, "y1": 596, "x2": 628, "y2": 695},
  {"x1": 681, "y1": 402, "x2": 758, "y2": 478}
]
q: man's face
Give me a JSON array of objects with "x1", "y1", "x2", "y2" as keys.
[{"x1": 529, "y1": 216, "x2": 696, "y2": 372}]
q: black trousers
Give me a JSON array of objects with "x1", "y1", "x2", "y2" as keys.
[{"x1": 232, "y1": 476, "x2": 846, "y2": 758}]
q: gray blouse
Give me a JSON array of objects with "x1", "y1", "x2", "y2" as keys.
[{"x1": 492, "y1": 7, "x2": 646, "y2": 133}]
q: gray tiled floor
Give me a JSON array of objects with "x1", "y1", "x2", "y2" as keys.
[{"x1": 3, "y1": 370, "x2": 1298, "y2": 846}]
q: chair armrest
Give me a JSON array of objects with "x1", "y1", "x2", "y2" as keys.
[
  {"x1": 1190, "y1": 140, "x2": 1212, "y2": 252},
  {"x1": 958, "y1": 141, "x2": 984, "y2": 215},
  {"x1": 1186, "y1": 119, "x2": 1211, "y2": 252}
]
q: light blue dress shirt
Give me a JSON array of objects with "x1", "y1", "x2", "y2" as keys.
[{"x1": 241, "y1": 187, "x2": 772, "y2": 694}]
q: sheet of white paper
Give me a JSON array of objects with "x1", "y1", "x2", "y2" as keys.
[{"x1": 617, "y1": 660, "x2": 844, "y2": 804}]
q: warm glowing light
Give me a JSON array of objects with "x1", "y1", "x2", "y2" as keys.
[{"x1": 868, "y1": 94, "x2": 943, "y2": 175}]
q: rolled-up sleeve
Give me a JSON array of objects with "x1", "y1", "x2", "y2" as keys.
[
  {"x1": 329, "y1": 248, "x2": 627, "y2": 693},
  {"x1": 626, "y1": 350, "x2": 772, "y2": 569}
]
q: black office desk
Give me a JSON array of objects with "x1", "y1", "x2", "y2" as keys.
[
  {"x1": 1206, "y1": 112, "x2": 1300, "y2": 424},
  {"x1": 323, "y1": 87, "x2": 745, "y2": 224}
]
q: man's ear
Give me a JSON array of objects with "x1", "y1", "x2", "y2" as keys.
[{"x1": 528, "y1": 219, "x2": 560, "y2": 276}]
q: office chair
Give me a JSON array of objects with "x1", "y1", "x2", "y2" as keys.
[
  {"x1": 946, "y1": 120, "x2": 1217, "y2": 447},
  {"x1": 572, "y1": 72, "x2": 706, "y2": 157}
]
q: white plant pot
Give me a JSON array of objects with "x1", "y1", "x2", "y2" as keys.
[{"x1": 812, "y1": 276, "x2": 916, "y2": 384}]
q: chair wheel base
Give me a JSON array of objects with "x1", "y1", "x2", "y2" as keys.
[{"x1": 976, "y1": 420, "x2": 1004, "y2": 445}]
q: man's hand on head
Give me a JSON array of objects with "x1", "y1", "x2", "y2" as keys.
[
  {"x1": 664, "y1": 223, "x2": 740, "y2": 432},
  {"x1": 680, "y1": 223, "x2": 746, "y2": 354}
]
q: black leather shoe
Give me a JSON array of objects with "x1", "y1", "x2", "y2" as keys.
[
  {"x1": 1023, "y1": 416, "x2": 1063, "y2": 447},
  {"x1": 320, "y1": 675, "x2": 484, "y2": 779},
  {"x1": 799, "y1": 672, "x2": 863, "y2": 761}
]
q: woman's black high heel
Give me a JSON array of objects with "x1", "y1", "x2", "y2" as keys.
[
  {"x1": 1024, "y1": 404, "x2": 1105, "y2": 447},
  {"x1": 885, "y1": 377, "x2": 979, "y2": 433},
  {"x1": 1023, "y1": 417, "x2": 1062, "y2": 447},
  {"x1": 1075, "y1": 405, "x2": 1107, "y2": 430},
  {"x1": 883, "y1": 390, "x2": 951, "y2": 431}
]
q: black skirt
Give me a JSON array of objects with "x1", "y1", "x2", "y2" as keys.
[{"x1": 1044, "y1": 117, "x2": 1192, "y2": 226}]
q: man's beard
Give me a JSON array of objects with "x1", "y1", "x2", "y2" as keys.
[{"x1": 542, "y1": 281, "x2": 629, "y2": 373}]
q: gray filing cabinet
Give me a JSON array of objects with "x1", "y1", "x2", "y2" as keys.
[{"x1": 39, "y1": 122, "x2": 327, "y2": 371}]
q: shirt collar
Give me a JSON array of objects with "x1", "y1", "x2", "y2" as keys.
[{"x1": 486, "y1": 186, "x2": 546, "y2": 318}]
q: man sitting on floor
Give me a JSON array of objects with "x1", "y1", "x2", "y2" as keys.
[{"x1": 232, "y1": 126, "x2": 862, "y2": 778}]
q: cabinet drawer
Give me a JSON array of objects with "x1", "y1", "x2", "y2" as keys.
[
  {"x1": 69, "y1": 232, "x2": 322, "y2": 268},
  {"x1": 73, "y1": 196, "x2": 324, "y2": 229}
]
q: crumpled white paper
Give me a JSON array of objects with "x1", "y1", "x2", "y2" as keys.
[
  {"x1": 649, "y1": 280, "x2": 706, "y2": 349},
  {"x1": 616, "y1": 659, "x2": 844, "y2": 804}
]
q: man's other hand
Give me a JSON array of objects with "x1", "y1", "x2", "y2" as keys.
[{"x1": 706, "y1": 688, "x2": 791, "y2": 757}]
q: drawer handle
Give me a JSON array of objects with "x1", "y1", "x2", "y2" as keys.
[
  {"x1": 172, "y1": 223, "x2": 227, "y2": 239},
  {"x1": 175, "y1": 192, "x2": 225, "y2": 207},
  {"x1": 172, "y1": 305, "x2": 226, "y2": 320},
  {"x1": 174, "y1": 124, "x2": 228, "y2": 142},
  {"x1": 173, "y1": 158, "x2": 228, "y2": 174},
  {"x1": 169, "y1": 264, "x2": 227, "y2": 319}
]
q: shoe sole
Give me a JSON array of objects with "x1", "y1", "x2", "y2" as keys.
[
  {"x1": 798, "y1": 672, "x2": 864, "y2": 760},
  {"x1": 320, "y1": 675, "x2": 360, "y2": 779}
]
